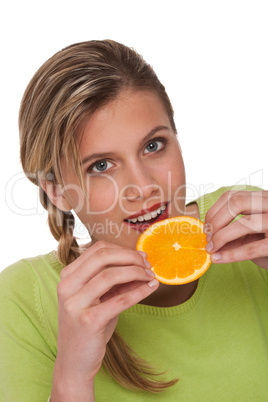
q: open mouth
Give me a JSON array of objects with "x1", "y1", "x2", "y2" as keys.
[{"x1": 124, "y1": 203, "x2": 169, "y2": 233}]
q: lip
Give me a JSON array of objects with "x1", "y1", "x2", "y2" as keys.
[
  {"x1": 124, "y1": 202, "x2": 170, "y2": 233},
  {"x1": 125, "y1": 202, "x2": 168, "y2": 220}
]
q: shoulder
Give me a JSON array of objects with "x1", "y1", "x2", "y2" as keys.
[
  {"x1": 0, "y1": 253, "x2": 62, "y2": 399},
  {"x1": 0, "y1": 252, "x2": 63, "y2": 328},
  {"x1": 0, "y1": 252, "x2": 62, "y2": 352},
  {"x1": 0, "y1": 252, "x2": 63, "y2": 297}
]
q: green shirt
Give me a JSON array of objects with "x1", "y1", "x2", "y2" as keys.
[{"x1": 1, "y1": 186, "x2": 267, "y2": 401}]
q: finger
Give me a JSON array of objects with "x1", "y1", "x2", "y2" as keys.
[
  {"x1": 82, "y1": 279, "x2": 159, "y2": 328},
  {"x1": 61, "y1": 241, "x2": 123, "y2": 277},
  {"x1": 77, "y1": 247, "x2": 150, "y2": 282},
  {"x1": 205, "y1": 191, "x2": 268, "y2": 235},
  {"x1": 100, "y1": 280, "x2": 146, "y2": 303},
  {"x1": 215, "y1": 233, "x2": 264, "y2": 253},
  {"x1": 61, "y1": 245, "x2": 151, "y2": 287},
  {"x1": 210, "y1": 237, "x2": 268, "y2": 264},
  {"x1": 206, "y1": 214, "x2": 268, "y2": 253},
  {"x1": 205, "y1": 190, "x2": 268, "y2": 224},
  {"x1": 63, "y1": 265, "x2": 156, "y2": 311},
  {"x1": 61, "y1": 241, "x2": 149, "y2": 279}
]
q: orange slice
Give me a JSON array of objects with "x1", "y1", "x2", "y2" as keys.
[{"x1": 136, "y1": 216, "x2": 211, "y2": 285}]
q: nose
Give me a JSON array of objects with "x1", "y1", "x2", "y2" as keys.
[{"x1": 123, "y1": 161, "x2": 160, "y2": 202}]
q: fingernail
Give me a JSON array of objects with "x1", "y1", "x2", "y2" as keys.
[
  {"x1": 148, "y1": 278, "x2": 159, "y2": 287},
  {"x1": 204, "y1": 224, "x2": 209, "y2": 234},
  {"x1": 145, "y1": 269, "x2": 155, "y2": 278},
  {"x1": 206, "y1": 232, "x2": 212, "y2": 242},
  {"x1": 144, "y1": 259, "x2": 151, "y2": 268},
  {"x1": 206, "y1": 241, "x2": 214, "y2": 252},
  {"x1": 137, "y1": 250, "x2": 147, "y2": 258},
  {"x1": 212, "y1": 253, "x2": 222, "y2": 261}
]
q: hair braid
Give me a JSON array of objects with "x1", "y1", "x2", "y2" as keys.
[{"x1": 39, "y1": 187, "x2": 79, "y2": 265}]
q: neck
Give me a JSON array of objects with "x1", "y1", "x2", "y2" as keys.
[{"x1": 140, "y1": 280, "x2": 198, "y2": 307}]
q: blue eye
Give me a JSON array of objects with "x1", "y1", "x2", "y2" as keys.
[
  {"x1": 91, "y1": 160, "x2": 113, "y2": 173},
  {"x1": 144, "y1": 140, "x2": 164, "y2": 154}
]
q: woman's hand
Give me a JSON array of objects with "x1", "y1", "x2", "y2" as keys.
[
  {"x1": 204, "y1": 190, "x2": 268, "y2": 269},
  {"x1": 51, "y1": 241, "x2": 158, "y2": 401}
]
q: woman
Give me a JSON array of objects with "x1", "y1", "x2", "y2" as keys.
[{"x1": 1, "y1": 40, "x2": 268, "y2": 401}]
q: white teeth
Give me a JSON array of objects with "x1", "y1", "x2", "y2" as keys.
[
  {"x1": 143, "y1": 213, "x2": 151, "y2": 221},
  {"x1": 127, "y1": 204, "x2": 167, "y2": 224},
  {"x1": 151, "y1": 210, "x2": 158, "y2": 218}
]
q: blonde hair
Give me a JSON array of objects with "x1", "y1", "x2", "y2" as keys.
[{"x1": 19, "y1": 40, "x2": 178, "y2": 392}]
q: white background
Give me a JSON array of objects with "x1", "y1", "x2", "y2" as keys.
[{"x1": 1, "y1": 0, "x2": 268, "y2": 270}]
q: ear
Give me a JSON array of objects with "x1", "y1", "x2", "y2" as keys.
[{"x1": 39, "y1": 179, "x2": 72, "y2": 212}]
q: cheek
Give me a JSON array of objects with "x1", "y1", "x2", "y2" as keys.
[
  {"x1": 172, "y1": 169, "x2": 186, "y2": 215},
  {"x1": 63, "y1": 184, "x2": 86, "y2": 213},
  {"x1": 158, "y1": 152, "x2": 185, "y2": 188},
  {"x1": 158, "y1": 154, "x2": 186, "y2": 213},
  {"x1": 82, "y1": 176, "x2": 119, "y2": 215},
  {"x1": 64, "y1": 177, "x2": 119, "y2": 218}
]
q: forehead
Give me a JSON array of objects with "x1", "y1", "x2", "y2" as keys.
[{"x1": 77, "y1": 90, "x2": 172, "y2": 156}]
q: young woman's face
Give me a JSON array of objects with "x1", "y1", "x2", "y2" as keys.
[{"x1": 61, "y1": 90, "x2": 186, "y2": 249}]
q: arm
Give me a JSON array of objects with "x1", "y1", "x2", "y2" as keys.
[
  {"x1": 0, "y1": 262, "x2": 56, "y2": 401},
  {"x1": 0, "y1": 244, "x2": 158, "y2": 401},
  {"x1": 204, "y1": 189, "x2": 268, "y2": 269},
  {"x1": 50, "y1": 241, "x2": 158, "y2": 400}
]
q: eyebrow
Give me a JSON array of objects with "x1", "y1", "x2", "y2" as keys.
[{"x1": 81, "y1": 125, "x2": 170, "y2": 165}]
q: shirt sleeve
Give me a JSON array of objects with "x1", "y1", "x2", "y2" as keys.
[{"x1": 0, "y1": 260, "x2": 55, "y2": 401}]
